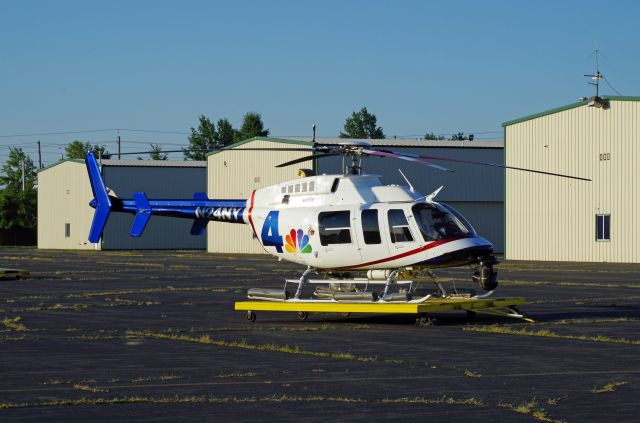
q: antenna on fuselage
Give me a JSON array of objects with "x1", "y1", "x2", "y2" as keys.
[{"x1": 398, "y1": 169, "x2": 414, "y2": 193}]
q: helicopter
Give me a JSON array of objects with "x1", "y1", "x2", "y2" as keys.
[{"x1": 85, "y1": 141, "x2": 589, "y2": 304}]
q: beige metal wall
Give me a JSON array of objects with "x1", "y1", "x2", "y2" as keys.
[
  {"x1": 207, "y1": 139, "x2": 312, "y2": 254},
  {"x1": 37, "y1": 161, "x2": 98, "y2": 250},
  {"x1": 505, "y1": 99, "x2": 639, "y2": 262}
]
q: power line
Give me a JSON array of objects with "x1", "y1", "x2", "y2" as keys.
[{"x1": 603, "y1": 77, "x2": 623, "y2": 96}]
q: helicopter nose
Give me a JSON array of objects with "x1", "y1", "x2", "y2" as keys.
[{"x1": 89, "y1": 199, "x2": 97, "y2": 209}]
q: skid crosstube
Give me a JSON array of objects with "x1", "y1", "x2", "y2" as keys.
[{"x1": 235, "y1": 297, "x2": 533, "y2": 323}]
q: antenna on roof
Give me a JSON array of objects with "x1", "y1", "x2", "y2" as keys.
[
  {"x1": 312, "y1": 124, "x2": 316, "y2": 143},
  {"x1": 583, "y1": 42, "x2": 608, "y2": 109},
  {"x1": 584, "y1": 43, "x2": 604, "y2": 97}
]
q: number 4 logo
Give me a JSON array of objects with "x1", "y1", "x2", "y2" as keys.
[{"x1": 261, "y1": 211, "x2": 283, "y2": 253}]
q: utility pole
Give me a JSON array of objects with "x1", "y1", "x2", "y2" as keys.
[
  {"x1": 117, "y1": 129, "x2": 121, "y2": 160},
  {"x1": 21, "y1": 158, "x2": 25, "y2": 191},
  {"x1": 37, "y1": 140, "x2": 42, "y2": 169}
]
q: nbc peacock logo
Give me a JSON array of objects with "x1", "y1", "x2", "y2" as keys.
[{"x1": 285, "y1": 229, "x2": 312, "y2": 254}]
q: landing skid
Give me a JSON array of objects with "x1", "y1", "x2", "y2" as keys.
[{"x1": 237, "y1": 269, "x2": 533, "y2": 325}]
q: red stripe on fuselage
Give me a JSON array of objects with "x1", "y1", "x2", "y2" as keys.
[
  {"x1": 335, "y1": 237, "x2": 461, "y2": 270},
  {"x1": 247, "y1": 190, "x2": 258, "y2": 238}
]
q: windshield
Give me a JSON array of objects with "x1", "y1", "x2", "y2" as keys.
[{"x1": 412, "y1": 203, "x2": 473, "y2": 241}]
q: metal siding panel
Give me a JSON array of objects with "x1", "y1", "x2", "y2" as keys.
[
  {"x1": 207, "y1": 140, "x2": 313, "y2": 254},
  {"x1": 37, "y1": 162, "x2": 96, "y2": 250},
  {"x1": 102, "y1": 166, "x2": 206, "y2": 250},
  {"x1": 318, "y1": 147, "x2": 504, "y2": 202},
  {"x1": 506, "y1": 100, "x2": 637, "y2": 263}
]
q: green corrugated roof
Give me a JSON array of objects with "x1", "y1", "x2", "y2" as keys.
[
  {"x1": 205, "y1": 136, "x2": 313, "y2": 157},
  {"x1": 502, "y1": 96, "x2": 640, "y2": 127}
]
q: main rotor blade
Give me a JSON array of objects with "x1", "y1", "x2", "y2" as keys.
[
  {"x1": 410, "y1": 153, "x2": 592, "y2": 181},
  {"x1": 362, "y1": 149, "x2": 454, "y2": 172},
  {"x1": 276, "y1": 152, "x2": 342, "y2": 168},
  {"x1": 113, "y1": 147, "x2": 316, "y2": 156}
]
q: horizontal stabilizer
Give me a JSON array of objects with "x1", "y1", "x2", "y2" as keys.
[{"x1": 131, "y1": 192, "x2": 151, "y2": 237}]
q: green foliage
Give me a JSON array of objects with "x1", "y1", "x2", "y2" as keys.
[
  {"x1": 216, "y1": 118, "x2": 235, "y2": 147},
  {"x1": 149, "y1": 144, "x2": 168, "y2": 160},
  {"x1": 65, "y1": 140, "x2": 111, "y2": 159},
  {"x1": 235, "y1": 112, "x2": 269, "y2": 143},
  {"x1": 0, "y1": 148, "x2": 37, "y2": 231},
  {"x1": 184, "y1": 115, "x2": 218, "y2": 160},
  {"x1": 424, "y1": 132, "x2": 446, "y2": 140},
  {"x1": 339, "y1": 107, "x2": 385, "y2": 139},
  {"x1": 449, "y1": 132, "x2": 470, "y2": 141}
]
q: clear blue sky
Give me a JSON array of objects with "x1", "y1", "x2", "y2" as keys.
[{"x1": 1, "y1": 0, "x2": 639, "y2": 165}]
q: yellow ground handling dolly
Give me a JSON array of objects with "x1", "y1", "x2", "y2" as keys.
[
  {"x1": 235, "y1": 275, "x2": 533, "y2": 325},
  {"x1": 235, "y1": 297, "x2": 532, "y2": 325}
]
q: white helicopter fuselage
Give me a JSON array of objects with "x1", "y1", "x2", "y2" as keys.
[{"x1": 245, "y1": 174, "x2": 494, "y2": 271}]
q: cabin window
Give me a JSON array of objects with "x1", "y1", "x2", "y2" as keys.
[
  {"x1": 301, "y1": 182, "x2": 308, "y2": 192},
  {"x1": 361, "y1": 209, "x2": 381, "y2": 244},
  {"x1": 65, "y1": 223, "x2": 71, "y2": 238},
  {"x1": 309, "y1": 181, "x2": 315, "y2": 192},
  {"x1": 287, "y1": 185, "x2": 293, "y2": 194},
  {"x1": 388, "y1": 209, "x2": 413, "y2": 243},
  {"x1": 319, "y1": 211, "x2": 351, "y2": 246},
  {"x1": 596, "y1": 214, "x2": 610, "y2": 241},
  {"x1": 295, "y1": 184, "x2": 300, "y2": 193},
  {"x1": 281, "y1": 186, "x2": 286, "y2": 194}
]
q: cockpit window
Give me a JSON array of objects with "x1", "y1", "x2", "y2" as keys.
[{"x1": 412, "y1": 203, "x2": 472, "y2": 242}]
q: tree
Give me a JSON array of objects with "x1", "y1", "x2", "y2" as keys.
[
  {"x1": 65, "y1": 140, "x2": 110, "y2": 159},
  {"x1": 216, "y1": 118, "x2": 235, "y2": 147},
  {"x1": 235, "y1": 112, "x2": 269, "y2": 143},
  {"x1": 149, "y1": 144, "x2": 168, "y2": 160},
  {"x1": 184, "y1": 115, "x2": 217, "y2": 160},
  {"x1": 339, "y1": 107, "x2": 385, "y2": 139},
  {"x1": 0, "y1": 148, "x2": 37, "y2": 231},
  {"x1": 424, "y1": 132, "x2": 445, "y2": 140},
  {"x1": 449, "y1": 132, "x2": 470, "y2": 141}
]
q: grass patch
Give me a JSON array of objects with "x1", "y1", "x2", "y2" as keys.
[
  {"x1": 73, "y1": 384, "x2": 108, "y2": 393},
  {"x1": 463, "y1": 325, "x2": 640, "y2": 345},
  {"x1": 216, "y1": 371, "x2": 264, "y2": 379},
  {"x1": 499, "y1": 399, "x2": 563, "y2": 423},
  {"x1": 381, "y1": 395, "x2": 484, "y2": 406},
  {"x1": 590, "y1": 381, "x2": 629, "y2": 393},
  {"x1": 1, "y1": 316, "x2": 27, "y2": 331},
  {"x1": 0, "y1": 394, "x2": 366, "y2": 409},
  {"x1": 127, "y1": 330, "x2": 378, "y2": 363}
]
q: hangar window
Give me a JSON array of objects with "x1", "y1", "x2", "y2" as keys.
[
  {"x1": 65, "y1": 223, "x2": 70, "y2": 238},
  {"x1": 361, "y1": 209, "x2": 381, "y2": 244},
  {"x1": 319, "y1": 211, "x2": 351, "y2": 246},
  {"x1": 388, "y1": 209, "x2": 414, "y2": 243},
  {"x1": 596, "y1": 214, "x2": 611, "y2": 241}
]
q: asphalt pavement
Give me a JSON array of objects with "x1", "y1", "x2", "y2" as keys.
[{"x1": 0, "y1": 248, "x2": 639, "y2": 422}]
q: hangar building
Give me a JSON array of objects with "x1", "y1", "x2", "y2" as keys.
[
  {"x1": 37, "y1": 159, "x2": 206, "y2": 250},
  {"x1": 504, "y1": 96, "x2": 639, "y2": 263},
  {"x1": 207, "y1": 137, "x2": 504, "y2": 254}
]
